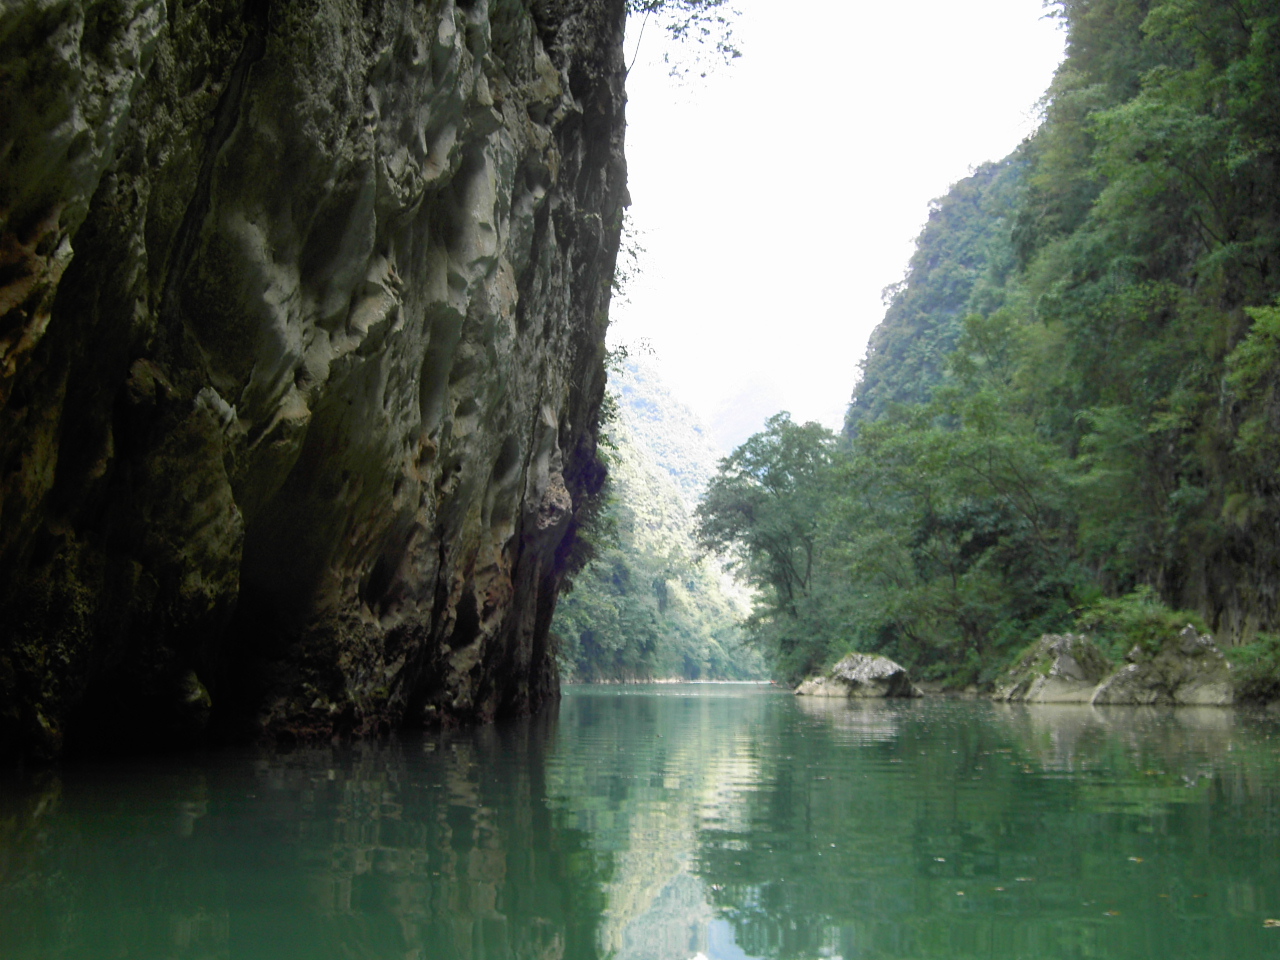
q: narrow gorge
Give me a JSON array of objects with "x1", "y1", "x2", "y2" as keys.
[{"x1": 0, "y1": 0, "x2": 627, "y2": 758}]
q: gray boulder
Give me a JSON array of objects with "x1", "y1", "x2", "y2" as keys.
[
  {"x1": 1091, "y1": 625, "x2": 1234, "y2": 706},
  {"x1": 994, "y1": 634, "x2": 1112, "y2": 703},
  {"x1": 795, "y1": 654, "x2": 921, "y2": 699}
]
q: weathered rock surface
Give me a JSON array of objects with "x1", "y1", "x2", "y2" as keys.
[
  {"x1": 0, "y1": 0, "x2": 626, "y2": 756},
  {"x1": 795, "y1": 653, "x2": 921, "y2": 699},
  {"x1": 1091, "y1": 626, "x2": 1234, "y2": 706},
  {"x1": 993, "y1": 633, "x2": 1112, "y2": 703}
]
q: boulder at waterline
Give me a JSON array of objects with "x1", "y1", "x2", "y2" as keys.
[
  {"x1": 1092, "y1": 626, "x2": 1234, "y2": 706},
  {"x1": 795, "y1": 654, "x2": 921, "y2": 699},
  {"x1": 994, "y1": 634, "x2": 1112, "y2": 703}
]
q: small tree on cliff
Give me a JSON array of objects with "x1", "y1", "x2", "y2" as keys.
[{"x1": 626, "y1": 0, "x2": 740, "y2": 77}]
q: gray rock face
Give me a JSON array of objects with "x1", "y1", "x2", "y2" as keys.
[
  {"x1": 795, "y1": 654, "x2": 921, "y2": 699},
  {"x1": 1091, "y1": 625, "x2": 1234, "y2": 706},
  {"x1": 0, "y1": 0, "x2": 626, "y2": 756},
  {"x1": 994, "y1": 634, "x2": 1112, "y2": 703}
]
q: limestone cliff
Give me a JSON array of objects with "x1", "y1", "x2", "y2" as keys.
[{"x1": 0, "y1": 0, "x2": 627, "y2": 756}]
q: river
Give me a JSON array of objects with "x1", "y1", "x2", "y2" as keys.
[{"x1": 2, "y1": 685, "x2": 1279, "y2": 959}]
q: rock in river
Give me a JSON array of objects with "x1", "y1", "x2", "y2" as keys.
[
  {"x1": 994, "y1": 634, "x2": 1112, "y2": 703},
  {"x1": 795, "y1": 654, "x2": 921, "y2": 699},
  {"x1": 1091, "y1": 625, "x2": 1234, "y2": 706}
]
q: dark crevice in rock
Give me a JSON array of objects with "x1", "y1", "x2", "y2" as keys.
[{"x1": 159, "y1": 0, "x2": 271, "y2": 353}]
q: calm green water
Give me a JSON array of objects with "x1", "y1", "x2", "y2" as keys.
[{"x1": 3, "y1": 687, "x2": 1280, "y2": 960}]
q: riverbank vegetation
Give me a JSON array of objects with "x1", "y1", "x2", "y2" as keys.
[
  {"x1": 553, "y1": 362, "x2": 765, "y2": 682},
  {"x1": 697, "y1": 0, "x2": 1280, "y2": 687}
]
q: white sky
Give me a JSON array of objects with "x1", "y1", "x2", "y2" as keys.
[{"x1": 609, "y1": 0, "x2": 1066, "y2": 451}]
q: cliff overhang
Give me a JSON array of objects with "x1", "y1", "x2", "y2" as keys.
[{"x1": 0, "y1": 0, "x2": 628, "y2": 758}]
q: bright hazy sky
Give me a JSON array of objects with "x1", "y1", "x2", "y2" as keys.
[{"x1": 609, "y1": 0, "x2": 1066, "y2": 451}]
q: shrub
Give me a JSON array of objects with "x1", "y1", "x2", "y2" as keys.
[
  {"x1": 1074, "y1": 586, "x2": 1207, "y2": 660},
  {"x1": 1226, "y1": 634, "x2": 1280, "y2": 703}
]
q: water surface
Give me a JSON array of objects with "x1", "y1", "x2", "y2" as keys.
[{"x1": 3, "y1": 686, "x2": 1280, "y2": 959}]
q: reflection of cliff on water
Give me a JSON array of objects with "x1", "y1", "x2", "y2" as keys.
[
  {"x1": 0, "y1": 717, "x2": 607, "y2": 960},
  {"x1": 5, "y1": 691, "x2": 1280, "y2": 960}
]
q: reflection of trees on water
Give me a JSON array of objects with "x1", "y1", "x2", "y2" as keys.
[
  {"x1": 0, "y1": 719, "x2": 608, "y2": 960},
  {"x1": 547, "y1": 690, "x2": 769, "y2": 960},
  {"x1": 4, "y1": 695, "x2": 1280, "y2": 960},
  {"x1": 696, "y1": 700, "x2": 1280, "y2": 960}
]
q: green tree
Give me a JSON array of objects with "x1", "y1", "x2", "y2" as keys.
[
  {"x1": 696, "y1": 414, "x2": 842, "y2": 681},
  {"x1": 699, "y1": 0, "x2": 1280, "y2": 689}
]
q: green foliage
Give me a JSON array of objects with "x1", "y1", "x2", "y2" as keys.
[
  {"x1": 696, "y1": 414, "x2": 844, "y2": 682},
  {"x1": 1224, "y1": 303, "x2": 1280, "y2": 474},
  {"x1": 697, "y1": 413, "x2": 836, "y2": 612},
  {"x1": 1074, "y1": 586, "x2": 1207, "y2": 659},
  {"x1": 846, "y1": 156, "x2": 1027, "y2": 435},
  {"x1": 616, "y1": 359, "x2": 721, "y2": 505},
  {"x1": 700, "y1": 0, "x2": 1280, "y2": 690},
  {"x1": 701, "y1": 384, "x2": 1083, "y2": 685},
  {"x1": 626, "y1": 0, "x2": 740, "y2": 78},
  {"x1": 560, "y1": 450, "x2": 614, "y2": 589},
  {"x1": 1225, "y1": 634, "x2": 1280, "y2": 702},
  {"x1": 555, "y1": 366, "x2": 763, "y2": 682}
]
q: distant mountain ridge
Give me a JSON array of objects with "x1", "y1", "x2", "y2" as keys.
[
  {"x1": 552, "y1": 360, "x2": 763, "y2": 681},
  {"x1": 616, "y1": 359, "x2": 724, "y2": 507}
]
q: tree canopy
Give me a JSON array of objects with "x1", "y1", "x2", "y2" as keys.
[{"x1": 698, "y1": 0, "x2": 1280, "y2": 686}]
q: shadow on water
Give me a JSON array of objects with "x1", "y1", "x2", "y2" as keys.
[
  {"x1": 3, "y1": 688, "x2": 1280, "y2": 960},
  {"x1": 0, "y1": 711, "x2": 608, "y2": 960}
]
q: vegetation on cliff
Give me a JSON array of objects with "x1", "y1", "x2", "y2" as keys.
[
  {"x1": 554, "y1": 361, "x2": 764, "y2": 681},
  {"x1": 698, "y1": 0, "x2": 1280, "y2": 687}
]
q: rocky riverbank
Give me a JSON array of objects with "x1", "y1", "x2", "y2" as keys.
[
  {"x1": 799, "y1": 625, "x2": 1254, "y2": 709},
  {"x1": 995, "y1": 627, "x2": 1236, "y2": 706}
]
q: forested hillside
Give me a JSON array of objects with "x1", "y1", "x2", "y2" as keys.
[
  {"x1": 554, "y1": 362, "x2": 764, "y2": 681},
  {"x1": 615, "y1": 361, "x2": 724, "y2": 509},
  {"x1": 845, "y1": 153, "x2": 1026, "y2": 432},
  {"x1": 699, "y1": 0, "x2": 1280, "y2": 688}
]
